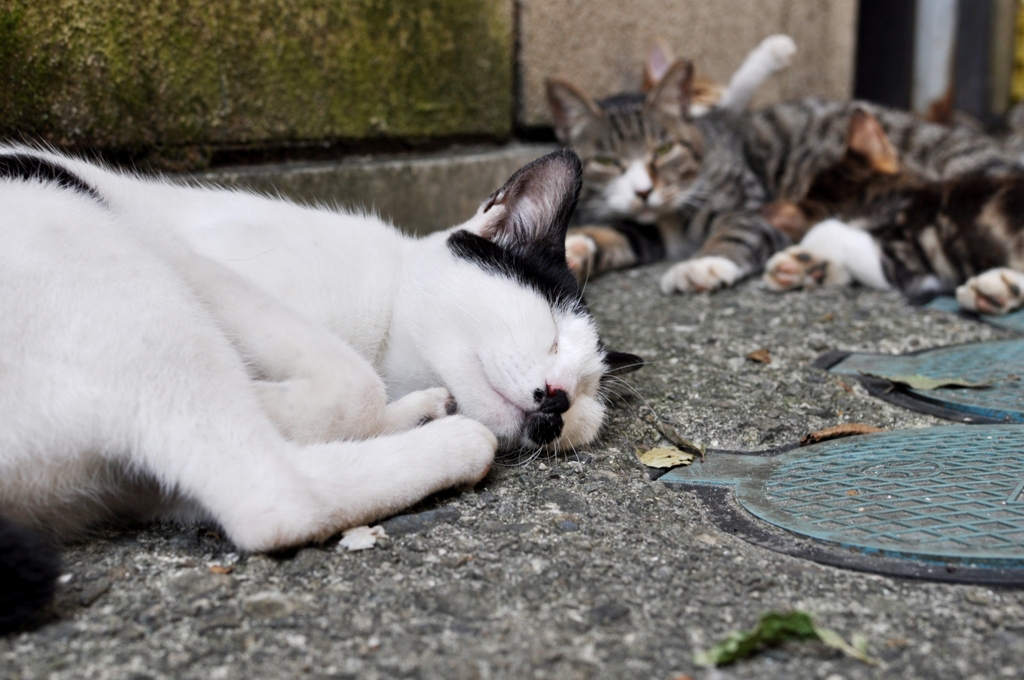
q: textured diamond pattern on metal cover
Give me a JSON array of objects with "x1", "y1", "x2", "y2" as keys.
[
  {"x1": 738, "y1": 426, "x2": 1024, "y2": 566},
  {"x1": 829, "y1": 340, "x2": 1024, "y2": 422}
]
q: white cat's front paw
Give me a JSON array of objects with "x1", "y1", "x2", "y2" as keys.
[
  {"x1": 660, "y1": 256, "x2": 742, "y2": 294},
  {"x1": 764, "y1": 246, "x2": 847, "y2": 291},
  {"x1": 565, "y1": 233, "x2": 597, "y2": 284},
  {"x1": 422, "y1": 415, "x2": 497, "y2": 485},
  {"x1": 956, "y1": 268, "x2": 1024, "y2": 315},
  {"x1": 383, "y1": 387, "x2": 456, "y2": 433},
  {"x1": 758, "y1": 35, "x2": 797, "y2": 70}
]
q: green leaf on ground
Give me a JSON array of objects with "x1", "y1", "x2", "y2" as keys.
[
  {"x1": 636, "y1": 446, "x2": 695, "y2": 469},
  {"x1": 693, "y1": 610, "x2": 878, "y2": 667},
  {"x1": 860, "y1": 372, "x2": 991, "y2": 390}
]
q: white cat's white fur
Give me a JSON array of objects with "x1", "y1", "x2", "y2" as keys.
[{"x1": 0, "y1": 146, "x2": 613, "y2": 551}]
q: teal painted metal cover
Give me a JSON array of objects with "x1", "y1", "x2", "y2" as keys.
[
  {"x1": 825, "y1": 340, "x2": 1024, "y2": 423},
  {"x1": 925, "y1": 296, "x2": 1024, "y2": 334},
  {"x1": 661, "y1": 426, "x2": 1024, "y2": 581}
]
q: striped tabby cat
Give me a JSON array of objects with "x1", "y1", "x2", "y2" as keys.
[
  {"x1": 548, "y1": 62, "x2": 1023, "y2": 294},
  {"x1": 763, "y1": 109, "x2": 1024, "y2": 315}
]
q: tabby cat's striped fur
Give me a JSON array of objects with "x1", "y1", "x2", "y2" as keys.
[
  {"x1": 762, "y1": 110, "x2": 1024, "y2": 315},
  {"x1": 547, "y1": 63, "x2": 1024, "y2": 293}
]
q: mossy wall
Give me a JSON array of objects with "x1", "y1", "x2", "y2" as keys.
[{"x1": 0, "y1": 0, "x2": 512, "y2": 151}]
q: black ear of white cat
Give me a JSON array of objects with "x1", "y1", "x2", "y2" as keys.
[
  {"x1": 477, "y1": 149, "x2": 583, "y2": 252},
  {"x1": 602, "y1": 349, "x2": 645, "y2": 376}
]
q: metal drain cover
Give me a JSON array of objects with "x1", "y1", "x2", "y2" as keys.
[
  {"x1": 925, "y1": 296, "x2": 1024, "y2": 334},
  {"x1": 662, "y1": 425, "x2": 1024, "y2": 584},
  {"x1": 817, "y1": 339, "x2": 1024, "y2": 424}
]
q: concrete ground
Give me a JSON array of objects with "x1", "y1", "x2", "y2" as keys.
[{"x1": 4, "y1": 262, "x2": 1023, "y2": 680}]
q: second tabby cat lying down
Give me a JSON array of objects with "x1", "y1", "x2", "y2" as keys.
[
  {"x1": 0, "y1": 147, "x2": 641, "y2": 563},
  {"x1": 762, "y1": 110, "x2": 1024, "y2": 315},
  {"x1": 547, "y1": 35, "x2": 797, "y2": 285},
  {"x1": 548, "y1": 47, "x2": 1022, "y2": 294}
]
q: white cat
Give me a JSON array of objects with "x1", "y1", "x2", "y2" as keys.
[{"x1": 0, "y1": 147, "x2": 640, "y2": 626}]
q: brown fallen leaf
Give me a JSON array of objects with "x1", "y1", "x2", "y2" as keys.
[
  {"x1": 638, "y1": 446, "x2": 696, "y2": 469},
  {"x1": 208, "y1": 564, "x2": 234, "y2": 575},
  {"x1": 747, "y1": 348, "x2": 772, "y2": 364},
  {"x1": 819, "y1": 313, "x2": 835, "y2": 322},
  {"x1": 639, "y1": 412, "x2": 706, "y2": 461},
  {"x1": 801, "y1": 423, "x2": 884, "y2": 446},
  {"x1": 655, "y1": 422, "x2": 706, "y2": 460}
]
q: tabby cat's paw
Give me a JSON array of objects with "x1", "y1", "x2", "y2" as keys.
[
  {"x1": 956, "y1": 268, "x2": 1024, "y2": 315},
  {"x1": 660, "y1": 256, "x2": 741, "y2": 294},
  {"x1": 764, "y1": 246, "x2": 851, "y2": 291},
  {"x1": 565, "y1": 233, "x2": 597, "y2": 285}
]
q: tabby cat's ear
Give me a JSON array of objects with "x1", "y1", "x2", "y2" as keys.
[
  {"x1": 643, "y1": 38, "x2": 675, "y2": 91},
  {"x1": 476, "y1": 149, "x2": 583, "y2": 251},
  {"x1": 847, "y1": 109, "x2": 900, "y2": 174},
  {"x1": 546, "y1": 79, "x2": 603, "y2": 144},
  {"x1": 645, "y1": 59, "x2": 694, "y2": 120}
]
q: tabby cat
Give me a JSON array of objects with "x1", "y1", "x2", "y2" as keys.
[
  {"x1": 547, "y1": 56, "x2": 1023, "y2": 294},
  {"x1": 762, "y1": 109, "x2": 1024, "y2": 315}
]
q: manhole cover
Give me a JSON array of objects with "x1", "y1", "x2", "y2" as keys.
[
  {"x1": 816, "y1": 340, "x2": 1024, "y2": 423},
  {"x1": 661, "y1": 425, "x2": 1024, "y2": 584},
  {"x1": 925, "y1": 296, "x2": 1024, "y2": 334}
]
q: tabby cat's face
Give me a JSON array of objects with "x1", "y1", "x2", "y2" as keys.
[{"x1": 547, "y1": 62, "x2": 704, "y2": 224}]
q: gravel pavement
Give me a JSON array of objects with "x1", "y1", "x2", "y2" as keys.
[{"x1": 5, "y1": 262, "x2": 1023, "y2": 680}]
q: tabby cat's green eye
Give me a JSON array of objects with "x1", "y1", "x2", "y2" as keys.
[
  {"x1": 655, "y1": 143, "x2": 675, "y2": 157},
  {"x1": 593, "y1": 157, "x2": 620, "y2": 167}
]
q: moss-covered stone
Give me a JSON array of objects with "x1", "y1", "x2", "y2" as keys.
[{"x1": 0, "y1": 0, "x2": 512, "y2": 151}]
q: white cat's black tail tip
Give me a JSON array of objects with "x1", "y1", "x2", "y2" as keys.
[{"x1": 0, "y1": 516, "x2": 61, "y2": 634}]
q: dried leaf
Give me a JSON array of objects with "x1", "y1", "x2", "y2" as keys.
[
  {"x1": 693, "y1": 610, "x2": 878, "y2": 667},
  {"x1": 800, "y1": 423, "x2": 884, "y2": 446},
  {"x1": 208, "y1": 564, "x2": 234, "y2": 575},
  {"x1": 339, "y1": 525, "x2": 387, "y2": 551},
  {"x1": 816, "y1": 626, "x2": 878, "y2": 665},
  {"x1": 747, "y1": 348, "x2": 772, "y2": 364},
  {"x1": 639, "y1": 413, "x2": 706, "y2": 461},
  {"x1": 637, "y1": 446, "x2": 696, "y2": 469},
  {"x1": 861, "y1": 372, "x2": 991, "y2": 390}
]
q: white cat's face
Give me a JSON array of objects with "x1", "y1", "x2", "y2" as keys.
[{"x1": 389, "y1": 150, "x2": 641, "y2": 451}]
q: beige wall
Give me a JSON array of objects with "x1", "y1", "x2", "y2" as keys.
[{"x1": 518, "y1": 0, "x2": 859, "y2": 127}]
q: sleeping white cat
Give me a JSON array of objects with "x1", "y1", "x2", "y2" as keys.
[{"x1": 0, "y1": 147, "x2": 640, "y2": 628}]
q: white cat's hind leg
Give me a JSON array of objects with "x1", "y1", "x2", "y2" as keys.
[
  {"x1": 956, "y1": 268, "x2": 1024, "y2": 315},
  {"x1": 181, "y1": 255, "x2": 447, "y2": 442}
]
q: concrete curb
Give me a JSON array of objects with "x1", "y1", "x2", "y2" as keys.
[{"x1": 194, "y1": 143, "x2": 558, "y2": 235}]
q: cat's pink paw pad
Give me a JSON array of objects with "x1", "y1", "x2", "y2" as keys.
[
  {"x1": 956, "y1": 268, "x2": 1024, "y2": 315},
  {"x1": 660, "y1": 256, "x2": 741, "y2": 294},
  {"x1": 764, "y1": 247, "x2": 831, "y2": 291},
  {"x1": 565, "y1": 233, "x2": 597, "y2": 284}
]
